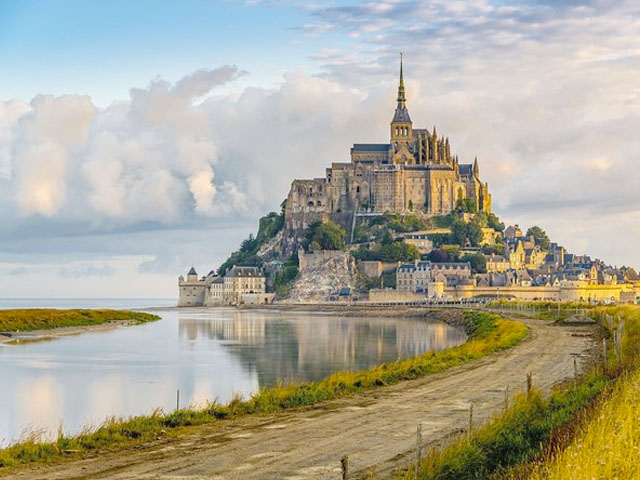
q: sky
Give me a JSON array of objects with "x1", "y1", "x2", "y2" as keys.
[{"x1": 1, "y1": 0, "x2": 639, "y2": 298}]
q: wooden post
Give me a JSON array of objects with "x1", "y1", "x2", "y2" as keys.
[
  {"x1": 468, "y1": 402, "x2": 473, "y2": 437},
  {"x1": 415, "y1": 424, "x2": 423, "y2": 479},
  {"x1": 602, "y1": 338, "x2": 607, "y2": 370},
  {"x1": 176, "y1": 389, "x2": 180, "y2": 411},
  {"x1": 526, "y1": 372, "x2": 532, "y2": 394},
  {"x1": 504, "y1": 385, "x2": 509, "y2": 412},
  {"x1": 341, "y1": 455, "x2": 349, "y2": 480},
  {"x1": 573, "y1": 356, "x2": 578, "y2": 382}
]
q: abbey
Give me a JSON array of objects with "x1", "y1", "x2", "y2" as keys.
[{"x1": 284, "y1": 58, "x2": 491, "y2": 237}]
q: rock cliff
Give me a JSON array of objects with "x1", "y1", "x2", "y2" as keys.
[{"x1": 285, "y1": 251, "x2": 357, "y2": 303}]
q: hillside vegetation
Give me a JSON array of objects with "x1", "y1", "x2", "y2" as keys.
[{"x1": 0, "y1": 309, "x2": 159, "y2": 332}]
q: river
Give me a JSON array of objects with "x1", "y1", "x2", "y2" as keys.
[{"x1": 0, "y1": 307, "x2": 466, "y2": 446}]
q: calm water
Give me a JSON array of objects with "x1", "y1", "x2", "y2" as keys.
[
  {"x1": 0, "y1": 298, "x2": 175, "y2": 310},
  {"x1": 0, "y1": 308, "x2": 466, "y2": 446}
]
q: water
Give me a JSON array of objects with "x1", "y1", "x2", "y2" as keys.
[
  {"x1": 0, "y1": 298, "x2": 175, "y2": 310},
  {"x1": 0, "y1": 308, "x2": 466, "y2": 446}
]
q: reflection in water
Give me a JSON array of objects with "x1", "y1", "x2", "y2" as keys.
[
  {"x1": 0, "y1": 309, "x2": 465, "y2": 445},
  {"x1": 178, "y1": 310, "x2": 466, "y2": 387}
]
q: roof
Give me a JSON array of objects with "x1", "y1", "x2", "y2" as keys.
[
  {"x1": 351, "y1": 143, "x2": 390, "y2": 152},
  {"x1": 431, "y1": 262, "x2": 472, "y2": 270},
  {"x1": 459, "y1": 164, "x2": 473, "y2": 175},
  {"x1": 226, "y1": 265, "x2": 263, "y2": 278},
  {"x1": 188, "y1": 267, "x2": 197, "y2": 276},
  {"x1": 398, "y1": 260, "x2": 431, "y2": 271},
  {"x1": 392, "y1": 105, "x2": 412, "y2": 123}
]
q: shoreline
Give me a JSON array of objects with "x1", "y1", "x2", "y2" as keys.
[{"x1": 0, "y1": 320, "x2": 140, "y2": 345}]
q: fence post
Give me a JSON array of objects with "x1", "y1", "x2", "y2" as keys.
[
  {"x1": 341, "y1": 455, "x2": 349, "y2": 480},
  {"x1": 573, "y1": 356, "x2": 578, "y2": 382},
  {"x1": 468, "y1": 402, "x2": 474, "y2": 437},
  {"x1": 602, "y1": 337, "x2": 607, "y2": 370},
  {"x1": 504, "y1": 385, "x2": 509, "y2": 412},
  {"x1": 176, "y1": 389, "x2": 180, "y2": 410},
  {"x1": 526, "y1": 372, "x2": 533, "y2": 394},
  {"x1": 415, "y1": 423, "x2": 423, "y2": 479}
]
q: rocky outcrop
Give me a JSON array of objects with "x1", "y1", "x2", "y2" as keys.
[
  {"x1": 256, "y1": 230, "x2": 283, "y2": 259},
  {"x1": 285, "y1": 250, "x2": 357, "y2": 303}
]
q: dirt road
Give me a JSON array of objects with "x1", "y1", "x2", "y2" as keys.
[{"x1": 7, "y1": 315, "x2": 595, "y2": 480}]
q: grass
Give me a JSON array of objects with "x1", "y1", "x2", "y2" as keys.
[
  {"x1": 525, "y1": 369, "x2": 640, "y2": 480},
  {"x1": 487, "y1": 300, "x2": 596, "y2": 321},
  {"x1": 0, "y1": 310, "x2": 527, "y2": 469},
  {"x1": 396, "y1": 304, "x2": 640, "y2": 480},
  {"x1": 517, "y1": 305, "x2": 640, "y2": 480},
  {"x1": 0, "y1": 309, "x2": 160, "y2": 333},
  {"x1": 396, "y1": 375, "x2": 609, "y2": 480}
]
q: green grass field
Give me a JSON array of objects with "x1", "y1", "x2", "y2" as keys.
[{"x1": 0, "y1": 309, "x2": 160, "y2": 332}]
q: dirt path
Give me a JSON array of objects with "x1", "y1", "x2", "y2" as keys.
[{"x1": 6, "y1": 316, "x2": 595, "y2": 480}]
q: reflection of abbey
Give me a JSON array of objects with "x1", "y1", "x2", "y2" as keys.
[{"x1": 284, "y1": 58, "x2": 491, "y2": 237}]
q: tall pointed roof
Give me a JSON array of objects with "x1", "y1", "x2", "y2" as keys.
[
  {"x1": 188, "y1": 266, "x2": 197, "y2": 276},
  {"x1": 392, "y1": 52, "x2": 412, "y2": 124}
]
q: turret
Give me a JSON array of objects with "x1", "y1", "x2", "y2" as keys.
[
  {"x1": 432, "y1": 126, "x2": 438, "y2": 161},
  {"x1": 445, "y1": 137, "x2": 451, "y2": 163},
  {"x1": 187, "y1": 266, "x2": 198, "y2": 282},
  {"x1": 473, "y1": 156, "x2": 479, "y2": 178},
  {"x1": 390, "y1": 53, "x2": 413, "y2": 147}
]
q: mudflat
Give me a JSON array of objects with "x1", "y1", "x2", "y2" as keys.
[{"x1": 4, "y1": 315, "x2": 595, "y2": 480}]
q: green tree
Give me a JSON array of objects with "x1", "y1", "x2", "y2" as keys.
[
  {"x1": 466, "y1": 222, "x2": 483, "y2": 247},
  {"x1": 487, "y1": 213, "x2": 505, "y2": 232},
  {"x1": 304, "y1": 221, "x2": 347, "y2": 251},
  {"x1": 526, "y1": 226, "x2": 551, "y2": 250},
  {"x1": 428, "y1": 248, "x2": 451, "y2": 262},
  {"x1": 452, "y1": 220, "x2": 467, "y2": 245},
  {"x1": 461, "y1": 253, "x2": 487, "y2": 273}
]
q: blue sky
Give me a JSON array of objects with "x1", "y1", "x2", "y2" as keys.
[
  {"x1": 1, "y1": 0, "x2": 640, "y2": 297},
  {"x1": 0, "y1": 0, "x2": 348, "y2": 104}
]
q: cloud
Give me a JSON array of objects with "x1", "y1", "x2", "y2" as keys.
[
  {"x1": 1, "y1": 66, "x2": 245, "y2": 230},
  {"x1": 58, "y1": 264, "x2": 116, "y2": 279}
]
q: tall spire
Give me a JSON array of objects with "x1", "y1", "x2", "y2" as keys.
[{"x1": 397, "y1": 52, "x2": 406, "y2": 106}]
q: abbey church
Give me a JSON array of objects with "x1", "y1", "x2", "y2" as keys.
[{"x1": 284, "y1": 58, "x2": 492, "y2": 236}]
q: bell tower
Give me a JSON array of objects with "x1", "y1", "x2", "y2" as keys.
[{"x1": 390, "y1": 53, "x2": 413, "y2": 149}]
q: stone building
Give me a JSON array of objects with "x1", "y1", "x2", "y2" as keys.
[
  {"x1": 178, "y1": 266, "x2": 273, "y2": 307},
  {"x1": 283, "y1": 58, "x2": 492, "y2": 249},
  {"x1": 397, "y1": 260, "x2": 431, "y2": 293}
]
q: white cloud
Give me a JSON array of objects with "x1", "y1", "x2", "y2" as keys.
[{"x1": 1, "y1": 66, "x2": 244, "y2": 227}]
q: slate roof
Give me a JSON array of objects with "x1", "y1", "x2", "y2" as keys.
[
  {"x1": 188, "y1": 267, "x2": 197, "y2": 276},
  {"x1": 226, "y1": 265, "x2": 263, "y2": 278},
  {"x1": 392, "y1": 106, "x2": 412, "y2": 123},
  {"x1": 351, "y1": 143, "x2": 390, "y2": 152},
  {"x1": 459, "y1": 164, "x2": 473, "y2": 175}
]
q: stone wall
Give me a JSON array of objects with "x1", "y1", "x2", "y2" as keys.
[
  {"x1": 298, "y1": 248, "x2": 348, "y2": 272},
  {"x1": 368, "y1": 288, "x2": 425, "y2": 303}
]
